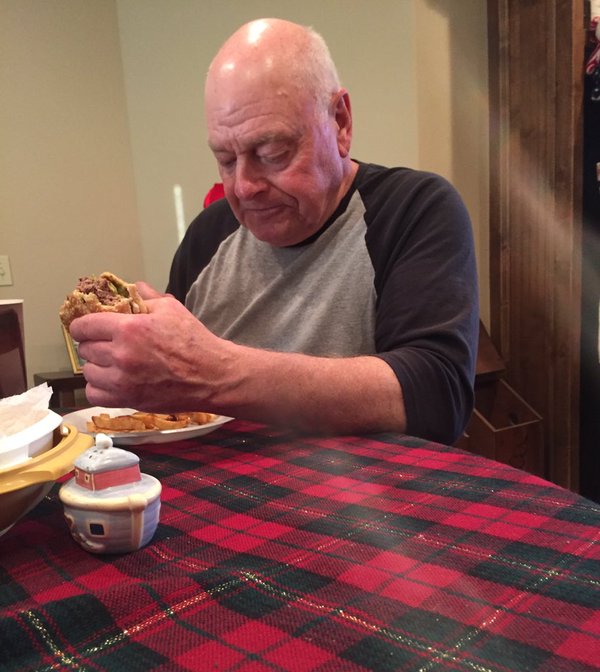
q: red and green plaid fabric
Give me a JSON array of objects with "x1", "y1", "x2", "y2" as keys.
[{"x1": 1, "y1": 420, "x2": 599, "y2": 671}]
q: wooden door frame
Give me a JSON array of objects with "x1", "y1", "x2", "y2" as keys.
[{"x1": 487, "y1": 0, "x2": 584, "y2": 490}]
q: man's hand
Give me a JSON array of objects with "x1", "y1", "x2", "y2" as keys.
[{"x1": 69, "y1": 296, "x2": 235, "y2": 412}]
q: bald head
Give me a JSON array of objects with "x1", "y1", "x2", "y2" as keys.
[
  {"x1": 205, "y1": 19, "x2": 341, "y2": 112},
  {"x1": 203, "y1": 18, "x2": 356, "y2": 247}
]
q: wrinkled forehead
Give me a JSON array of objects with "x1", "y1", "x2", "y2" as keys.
[
  {"x1": 207, "y1": 65, "x2": 274, "y2": 106},
  {"x1": 205, "y1": 95, "x2": 311, "y2": 158}
]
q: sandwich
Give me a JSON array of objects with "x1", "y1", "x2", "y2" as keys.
[{"x1": 59, "y1": 272, "x2": 148, "y2": 328}]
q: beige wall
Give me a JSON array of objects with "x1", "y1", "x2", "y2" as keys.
[
  {"x1": 0, "y1": 0, "x2": 488, "y2": 387},
  {"x1": 415, "y1": 1, "x2": 489, "y2": 324},
  {"x1": 0, "y1": 0, "x2": 143, "y2": 382}
]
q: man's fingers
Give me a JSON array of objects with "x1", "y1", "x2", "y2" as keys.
[
  {"x1": 69, "y1": 313, "x2": 121, "y2": 342},
  {"x1": 76, "y1": 339, "x2": 114, "y2": 366},
  {"x1": 135, "y1": 281, "x2": 167, "y2": 300}
]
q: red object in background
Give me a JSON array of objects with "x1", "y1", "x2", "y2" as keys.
[
  {"x1": 586, "y1": 16, "x2": 600, "y2": 74},
  {"x1": 203, "y1": 182, "x2": 225, "y2": 208}
]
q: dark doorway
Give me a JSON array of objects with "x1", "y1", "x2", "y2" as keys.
[{"x1": 579, "y1": 55, "x2": 600, "y2": 504}]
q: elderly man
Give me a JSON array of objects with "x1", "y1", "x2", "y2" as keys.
[{"x1": 71, "y1": 18, "x2": 478, "y2": 443}]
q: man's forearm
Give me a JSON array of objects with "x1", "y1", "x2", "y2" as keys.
[{"x1": 207, "y1": 343, "x2": 407, "y2": 434}]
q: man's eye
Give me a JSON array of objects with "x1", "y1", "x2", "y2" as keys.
[
  {"x1": 218, "y1": 157, "x2": 236, "y2": 170},
  {"x1": 259, "y1": 151, "x2": 288, "y2": 165}
]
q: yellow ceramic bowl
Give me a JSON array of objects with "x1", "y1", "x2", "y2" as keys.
[{"x1": 0, "y1": 423, "x2": 93, "y2": 536}]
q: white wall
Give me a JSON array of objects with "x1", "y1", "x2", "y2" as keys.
[{"x1": 0, "y1": 0, "x2": 488, "y2": 386}]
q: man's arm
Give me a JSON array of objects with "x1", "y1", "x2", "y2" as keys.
[
  {"x1": 216, "y1": 344, "x2": 406, "y2": 434},
  {"x1": 71, "y1": 296, "x2": 406, "y2": 435},
  {"x1": 361, "y1": 167, "x2": 479, "y2": 444}
]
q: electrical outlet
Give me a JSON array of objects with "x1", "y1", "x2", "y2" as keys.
[{"x1": 0, "y1": 255, "x2": 13, "y2": 286}]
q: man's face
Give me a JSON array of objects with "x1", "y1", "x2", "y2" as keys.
[{"x1": 206, "y1": 78, "x2": 346, "y2": 247}]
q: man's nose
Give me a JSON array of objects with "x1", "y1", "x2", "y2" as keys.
[{"x1": 233, "y1": 159, "x2": 266, "y2": 200}]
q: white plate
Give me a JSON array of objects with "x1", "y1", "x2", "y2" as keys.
[{"x1": 62, "y1": 407, "x2": 233, "y2": 445}]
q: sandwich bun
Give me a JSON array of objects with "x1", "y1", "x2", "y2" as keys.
[{"x1": 59, "y1": 271, "x2": 148, "y2": 328}]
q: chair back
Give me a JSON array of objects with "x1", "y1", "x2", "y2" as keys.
[{"x1": 0, "y1": 308, "x2": 27, "y2": 398}]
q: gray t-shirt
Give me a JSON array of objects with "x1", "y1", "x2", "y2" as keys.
[{"x1": 185, "y1": 190, "x2": 375, "y2": 357}]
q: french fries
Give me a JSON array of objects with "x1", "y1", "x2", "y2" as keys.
[{"x1": 86, "y1": 411, "x2": 217, "y2": 434}]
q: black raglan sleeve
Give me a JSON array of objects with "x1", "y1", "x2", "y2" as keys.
[{"x1": 362, "y1": 165, "x2": 479, "y2": 444}]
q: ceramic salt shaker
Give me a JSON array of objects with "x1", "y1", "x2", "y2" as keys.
[{"x1": 59, "y1": 433, "x2": 161, "y2": 554}]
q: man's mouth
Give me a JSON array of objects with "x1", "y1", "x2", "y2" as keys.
[
  {"x1": 242, "y1": 204, "x2": 287, "y2": 218},
  {"x1": 243, "y1": 203, "x2": 282, "y2": 212}
]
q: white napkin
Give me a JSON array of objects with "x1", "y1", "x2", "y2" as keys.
[{"x1": 0, "y1": 383, "x2": 53, "y2": 441}]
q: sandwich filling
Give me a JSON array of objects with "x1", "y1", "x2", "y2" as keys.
[
  {"x1": 59, "y1": 271, "x2": 148, "y2": 328},
  {"x1": 75, "y1": 275, "x2": 130, "y2": 305}
]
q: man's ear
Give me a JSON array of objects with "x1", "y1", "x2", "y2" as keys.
[{"x1": 332, "y1": 90, "x2": 353, "y2": 157}]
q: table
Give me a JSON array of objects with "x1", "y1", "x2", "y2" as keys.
[
  {"x1": 1, "y1": 420, "x2": 599, "y2": 671},
  {"x1": 33, "y1": 370, "x2": 87, "y2": 408}
]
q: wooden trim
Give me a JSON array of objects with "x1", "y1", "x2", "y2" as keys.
[{"x1": 487, "y1": 0, "x2": 584, "y2": 490}]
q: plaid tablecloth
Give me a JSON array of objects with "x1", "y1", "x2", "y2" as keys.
[{"x1": 1, "y1": 420, "x2": 599, "y2": 671}]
